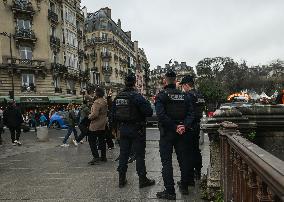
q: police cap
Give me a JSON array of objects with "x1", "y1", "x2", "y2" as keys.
[
  {"x1": 180, "y1": 75, "x2": 194, "y2": 85},
  {"x1": 165, "y1": 70, "x2": 176, "y2": 78}
]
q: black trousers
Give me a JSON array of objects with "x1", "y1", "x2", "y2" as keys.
[
  {"x1": 76, "y1": 131, "x2": 87, "y2": 142},
  {"x1": 117, "y1": 125, "x2": 146, "y2": 176},
  {"x1": 105, "y1": 125, "x2": 114, "y2": 149},
  {"x1": 159, "y1": 127, "x2": 194, "y2": 193},
  {"x1": 88, "y1": 130, "x2": 106, "y2": 158},
  {"x1": 9, "y1": 126, "x2": 21, "y2": 143}
]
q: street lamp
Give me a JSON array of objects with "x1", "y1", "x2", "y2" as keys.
[{"x1": 0, "y1": 32, "x2": 14, "y2": 100}]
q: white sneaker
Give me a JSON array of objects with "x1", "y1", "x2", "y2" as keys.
[
  {"x1": 12, "y1": 142, "x2": 17, "y2": 146},
  {"x1": 60, "y1": 143, "x2": 69, "y2": 147},
  {"x1": 80, "y1": 140, "x2": 84, "y2": 144},
  {"x1": 73, "y1": 139, "x2": 78, "y2": 146},
  {"x1": 16, "y1": 140, "x2": 22, "y2": 146}
]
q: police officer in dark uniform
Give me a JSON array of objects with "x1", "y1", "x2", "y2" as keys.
[
  {"x1": 112, "y1": 73, "x2": 155, "y2": 188},
  {"x1": 155, "y1": 70, "x2": 195, "y2": 200},
  {"x1": 180, "y1": 75, "x2": 205, "y2": 180}
]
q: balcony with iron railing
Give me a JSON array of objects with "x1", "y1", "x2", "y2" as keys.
[
  {"x1": 48, "y1": 9, "x2": 59, "y2": 24},
  {"x1": 86, "y1": 37, "x2": 115, "y2": 46},
  {"x1": 77, "y1": 29, "x2": 83, "y2": 40},
  {"x1": 79, "y1": 70, "x2": 90, "y2": 81},
  {"x1": 50, "y1": 35, "x2": 60, "y2": 50},
  {"x1": 51, "y1": 63, "x2": 68, "y2": 75},
  {"x1": 11, "y1": 0, "x2": 35, "y2": 17},
  {"x1": 101, "y1": 52, "x2": 112, "y2": 60},
  {"x1": 91, "y1": 67, "x2": 98, "y2": 72},
  {"x1": 21, "y1": 83, "x2": 36, "y2": 93},
  {"x1": 90, "y1": 52, "x2": 97, "y2": 61},
  {"x1": 102, "y1": 66, "x2": 112, "y2": 75},
  {"x1": 78, "y1": 49, "x2": 84, "y2": 60},
  {"x1": 14, "y1": 28, "x2": 37, "y2": 45},
  {"x1": 6, "y1": 58, "x2": 46, "y2": 74}
]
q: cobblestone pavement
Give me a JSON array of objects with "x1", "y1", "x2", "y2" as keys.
[{"x1": 0, "y1": 128, "x2": 209, "y2": 201}]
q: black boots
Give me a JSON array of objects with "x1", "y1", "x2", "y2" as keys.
[
  {"x1": 119, "y1": 174, "x2": 155, "y2": 188},
  {"x1": 156, "y1": 190, "x2": 176, "y2": 200},
  {"x1": 139, "y1": 176, "x2": 155, "y2": 188},
  {"x1": 119, "y1": 173, "x2": 127, "y2": 188},
  {"x1": 88, "y1": 157, "x2": 100, "y2": 165},
  {"x1": 177, "y1": 181, "x2": 189, "y2": 195}
]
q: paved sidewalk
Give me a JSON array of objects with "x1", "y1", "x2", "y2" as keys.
[{"x1": 0, "y1": 129, "x2": 209, "y2": 201}]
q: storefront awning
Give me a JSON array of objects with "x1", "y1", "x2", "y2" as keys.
[
  {"x1": 49, "y1": 96, "x2": 83, "y2": 104},
  {"x1": 20, "y1": 96, "x2": 50, "y2": 103}
]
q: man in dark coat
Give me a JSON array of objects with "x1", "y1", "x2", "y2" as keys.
[
  {"x1": 3, "y1": 100, "x2": 23, "y2": 146},
  {"x1": 112, "y1": 73, "x2": 155, "y2": 189}
]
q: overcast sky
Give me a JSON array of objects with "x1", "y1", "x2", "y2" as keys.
[{"x1": 81, "y1": 0, "x2": 284, "y2": 69}]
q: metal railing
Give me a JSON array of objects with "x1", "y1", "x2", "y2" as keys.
[
  {"x1": 48, "y1": 9, "x2": 58, "y2": 23},
  {"x1": 14, "y1": 28, "x2": 36, "y2": 41},
  {"x1": 218, "y1": 122, "x2": 284, "y2": 202},
  {"x1": 11, "y1": 0, "x2": 35, "y2": 15}
]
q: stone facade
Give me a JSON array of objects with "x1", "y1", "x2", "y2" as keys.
[
  {"x1": 84, "y1": 7, "x2": 150, "y2": 95},
  {"x1": 0, "y1": 0, "x2": 86, "y2": 98},
  {"x1": 149, "y1": 61, "x2": 195, "y2": 96}
]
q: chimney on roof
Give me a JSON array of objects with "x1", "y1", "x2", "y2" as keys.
[
  {"x1": 102, "y1": 7, "x2": 111, "y2": 18},
  {"x1": 126, "y1": 31, "x2": 131, "y2": 39},
  {"x1": 117, "y1": 19, "x2": 121, "y2": 28}
]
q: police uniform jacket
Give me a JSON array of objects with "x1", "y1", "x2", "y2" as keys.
[
  {"x1": 155, "y1": 84, "x2": 195, "y2": 132},
  {"x1": 112, "y1": 87, "x2": 153, "y2": 124}
]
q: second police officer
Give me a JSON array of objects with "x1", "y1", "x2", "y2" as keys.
[
  {"x1": 180, "y1": 75, "x2": 206, "y2": 180},
  {"x1": 112, "y1": 73, "x2": 155, "y2": 189},
  {"x1": 155, "y1": 70, "x2": 195, "y2": 200}
]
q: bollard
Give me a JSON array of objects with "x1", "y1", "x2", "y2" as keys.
[{"x1": 36, "y1": 126, "x2": 49, "y2": 142}]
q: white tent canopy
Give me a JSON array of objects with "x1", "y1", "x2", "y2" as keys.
[
  {"x1": 249, "y1": 92, "x2": 261, "y2": 100},
  {"x1": 260, "y1": 92, "x2": 271, "y2": 99}
]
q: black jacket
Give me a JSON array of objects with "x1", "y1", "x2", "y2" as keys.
[
  {"x1": 3, "y1": 106, "x2": 23, "y2": 128},
  {"x1": 112, "y1": 87, "x2": 153, "y2": 123},
  {"x1": 155, "y1": 84, "x2": 195, "y2": 132}
]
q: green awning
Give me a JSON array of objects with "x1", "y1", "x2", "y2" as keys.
[
  {"x1": 0, "y1": 96, "x2": 20, "y2": 103},
  {"x1": 20, "y1": 96, "x2": 49, "y2": 103},
  {"x1": 49, "y1": 96, "x2": 83, "y2": 104}
]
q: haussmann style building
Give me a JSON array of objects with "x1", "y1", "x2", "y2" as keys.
[
  {"x1": 0, "y1": 0, "x2": 87, "y2": 105},
  {"x1": 84, "y1": 7, "x2": 150, "y2": 96}
]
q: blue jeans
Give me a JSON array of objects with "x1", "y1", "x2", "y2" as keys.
[{"x1": 63, "y1": 126, "x2": 78, "y2": 144}]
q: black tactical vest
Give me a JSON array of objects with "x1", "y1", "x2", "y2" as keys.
[
  {"x1": 115, "y1": 91, "x2": 140, "y2": 122},
  {"x1": 189, "y1": 90, "x2": 205, "y2": 121},
  {"x1": 164, "y1": 89, "x2": 186, "y2": 122}
]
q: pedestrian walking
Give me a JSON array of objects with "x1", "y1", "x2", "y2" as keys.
[
  {"x1": 180, "y1": 75, "x2": 206, "y2": 180},
  {"x1": 39, "y1": 113, "x2": 48, "y2": 126},
  {"x1": 0, "y1": 108, "x2": 4, "y2": 145},
  {"x1": 112, "y1": 73, "x2": 155, "y2": 188},
  {"x1": 155, "y1": 70, "x2": 195, "y2": 200},
  {"x1": 3, "y1": 100, "x2": 24, "y2": 146},
  {"x1": 61, "y1": 103, "x2": 78, "y2": 147},
  {"x1": 74, "y1": 100, "x2": 90, "y2": 145},
  {"x1": 87, "y1": 87, "x2": 108, "y2": 164}
]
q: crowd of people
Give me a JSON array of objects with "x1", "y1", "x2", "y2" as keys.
[{"x1": 1, "y1": 70, "x2": 283, "y2": 200}]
